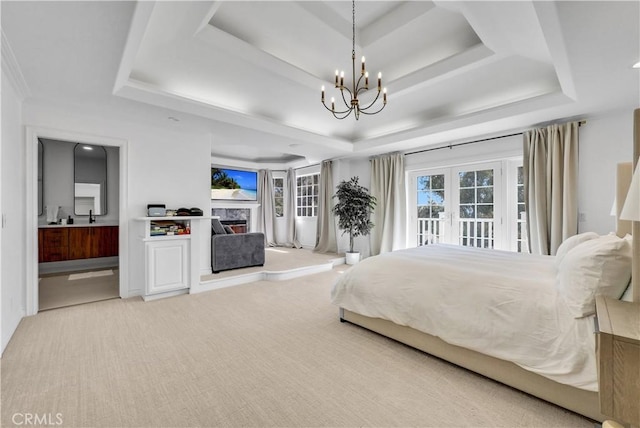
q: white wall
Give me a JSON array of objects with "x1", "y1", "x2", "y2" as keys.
[
  {"x1": 578, "y1": 109, "x2": 634, "y2": 234},
  {"x1": 2, "y1": 66, "x2": 26, "y2": 354}
]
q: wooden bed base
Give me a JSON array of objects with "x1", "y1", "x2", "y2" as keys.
[{"x1": 340, "y1": 308, "x2": 605, "y2": 422}]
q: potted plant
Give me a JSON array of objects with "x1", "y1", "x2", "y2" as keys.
[{"x1": 333, "y1": 176, "x2": 377, "y2": 264}]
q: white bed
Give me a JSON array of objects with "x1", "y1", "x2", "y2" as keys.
[
  {"x1": 332, "y1": 244, "x2": 600, "y2": 391},
  {"x1": 332, "y1": 233, "x2": 633, "y2": 422}
]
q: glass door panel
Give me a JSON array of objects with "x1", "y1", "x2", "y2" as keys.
[
  {"x1": 453, "y1": 163, "x2": 502, "y2": 249},
  {"x1": 409, "y1": 169, "x2": 450, "y2": 247}
]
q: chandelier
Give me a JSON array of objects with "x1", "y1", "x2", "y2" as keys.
[{"x1": 321, "y1": 0, "x2": 387, "y2": 120}]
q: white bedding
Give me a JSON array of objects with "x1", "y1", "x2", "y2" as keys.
[{"x1": 331, "y1": 244, "x2": 597, "y2": 391}]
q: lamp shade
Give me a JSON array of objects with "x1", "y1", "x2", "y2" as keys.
[
  {"x1": 610, "y1": 197, "x2": 617, "y2": 216},
  {"x1": 620, "y1": 163, "x2": 640, "y2": 221}
]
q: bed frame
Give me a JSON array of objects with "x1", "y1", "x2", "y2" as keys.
[
  {"x1": 340, "y1": 308, "x2": 603, "y2": 420},
  {"x1": 339, "y1": 109, "x2": 640, "y2": 423}
]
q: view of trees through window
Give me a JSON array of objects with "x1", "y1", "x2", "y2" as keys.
[{"x1": 273, "y1": 177, "x2": 284, "y2": 217}]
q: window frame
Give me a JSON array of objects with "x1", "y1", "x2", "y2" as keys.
[{"x1": 296, "y1": 173, "x2": 319, "y2": 218}]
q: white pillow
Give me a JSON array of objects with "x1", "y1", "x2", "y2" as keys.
[
  {"x1": 554, "y1": 232, "x2": 599, "y2": 268},
  {"x1": 556, "y1": 234, "x2": 632, "y2": 318}
]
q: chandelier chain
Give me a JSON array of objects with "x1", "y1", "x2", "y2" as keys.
[{"x1": 352, "y1": 0, "x2": 356, "y2": 57}]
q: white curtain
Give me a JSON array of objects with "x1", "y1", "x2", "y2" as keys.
[
  {"x1": 314, "y1": 160, "x2": 338, "y2": 253},
  {"x1": 257, "y1": 169, "x2": 277, "y2": 247},
  {"x1": 370, "y1": 153, "x2": 407, "y2": 255},
  {"x1": 285, "y1": 168, "x2": 301, "y2": 248},
  {"x1": 523, "y1": 121, "x2": 579, "y2": 255}
]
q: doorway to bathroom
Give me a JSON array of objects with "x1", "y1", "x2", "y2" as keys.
[{"x1": 37, "y1": 137, "x2": 120, "y2": 311}]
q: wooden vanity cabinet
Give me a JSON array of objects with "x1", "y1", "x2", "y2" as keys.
[
  {"x1": 68, "y1": 227, "x2": 99, "y2": 259},
  {"x1": 39, "y1": 226, "x2": 118, "y2": 262}
]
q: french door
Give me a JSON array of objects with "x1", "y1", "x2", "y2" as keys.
[{"x1": 408, "y1": 162, "x2": 503, "y2": 249}]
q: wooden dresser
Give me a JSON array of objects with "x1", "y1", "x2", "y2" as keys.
[{"x1": 595, "y1": 295, "x2": 640, "y2": 427}]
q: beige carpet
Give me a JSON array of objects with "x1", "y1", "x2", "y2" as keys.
[
  {"x1": 201, "y1": 247, "x2": 342, "y2": 281},
  {"x1": 39, "y1": 269, "x2": 119, "y2": 311},
  {"x1": 3, "y1": 267, "x2": 591, "y2": 427}
]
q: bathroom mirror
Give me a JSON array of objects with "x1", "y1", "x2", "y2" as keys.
[
  {"x1": 74, "y1": 143, "x2": 107, "y2": 215},
  {"x1": 38, "y1": 139, "x2": 43, "y2": 216}
]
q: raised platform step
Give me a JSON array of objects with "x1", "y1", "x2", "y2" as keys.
[{"x1": 193, "y1": 248, "x2": 344, "y2": 294}]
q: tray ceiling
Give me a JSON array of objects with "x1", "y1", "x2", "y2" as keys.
[{"x1": 3, "y1": 1, "x2": 639, "y2": 165}]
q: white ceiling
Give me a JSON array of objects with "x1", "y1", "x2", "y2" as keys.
[{"x1": 3, "y1": 1, "x2": 639, "y2": 167}]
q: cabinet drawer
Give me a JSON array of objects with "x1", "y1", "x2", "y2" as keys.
[
  {"x1": 42, "y1": 248, "x2": 68, "y2": 262},
  {"x1": 41, "y1": 229, "x2": 68, "y2": 248}
]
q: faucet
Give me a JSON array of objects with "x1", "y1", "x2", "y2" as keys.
[{"x1": 89, "y1": 209, "x2": 95, "y2": 224}]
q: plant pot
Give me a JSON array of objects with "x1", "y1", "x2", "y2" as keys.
[{"x1": 345, "y1": 252, "x2": 360, "y2": 265}]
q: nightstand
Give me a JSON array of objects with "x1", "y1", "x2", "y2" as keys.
[{"x1": 595, "y1": 295, "x2": 640, "y2": 427}]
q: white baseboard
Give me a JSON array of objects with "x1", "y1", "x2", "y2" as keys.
[{"x1": 142, "y1": 288, "x2": 189, "y2": 302}]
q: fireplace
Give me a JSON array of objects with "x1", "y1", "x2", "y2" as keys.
[
  {"x1": 220, "y1": 219, "x2": 247, "y2": 234},
  {"x1": 212, "y1": 208, "x2": 251, "y2": 233}
]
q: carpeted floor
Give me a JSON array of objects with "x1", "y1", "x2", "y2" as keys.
[
  {"x1": 2, "y1": 267, "x2": 591, "y2": 427},
  {"x1": 39, "y1": 269, "x2": 120, "y2": 311}
]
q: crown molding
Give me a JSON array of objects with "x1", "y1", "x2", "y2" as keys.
[{"x1": 1, "y1": 30, "x2": 31, "y2": 100}]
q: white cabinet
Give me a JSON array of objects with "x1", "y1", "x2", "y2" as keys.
[
  {"x1": 146, "y1": 238, "x2": 189, "y2": 295},
  {"x1": 136, "y1": 216, "x2": 208, "y2": 301}
]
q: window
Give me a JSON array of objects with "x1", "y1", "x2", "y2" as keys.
[
  {"x1": 515, "y1": 165, "x2": 528, "y2": 253},
  {"x1": 416, "y1": 171, "x2": 447, "y2": 245},
  {"x1": 296, "y1": 174, "x2": 319, "y2": 217},
  {"x1": 409, "y1": 160, "x2": 525, "y2": 251},
  {"x1": 273, "y1": 177, "x2": 284, "y2": 217}
]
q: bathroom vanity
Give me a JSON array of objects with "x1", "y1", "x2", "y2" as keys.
[{"x1": 38, "y1": 224, "x2": 118, "y2": 262}]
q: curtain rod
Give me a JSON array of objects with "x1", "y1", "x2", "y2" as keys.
[
  {"x1": 270, "y1": 162, "x2": 322, "y2": 173},
  {"x1": 404, "y1": 120, "x2": 586, "y2": 157}
]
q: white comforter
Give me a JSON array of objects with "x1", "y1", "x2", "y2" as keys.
[{"x1": 331, "y1": 244, "x2": 597, "y2": 391}]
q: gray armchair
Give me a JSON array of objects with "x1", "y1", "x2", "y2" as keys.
[{"x1": 211, "y1": 219, "x2": 265, "y2": 273}]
